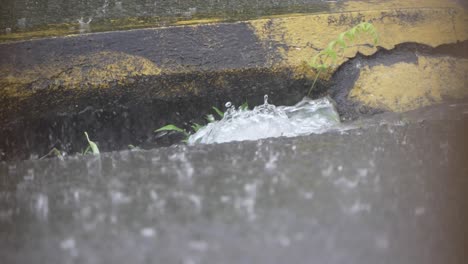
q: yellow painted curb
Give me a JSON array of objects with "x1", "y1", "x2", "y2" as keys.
[
  {"x1": 250, "y1": 3, "x2": 467, "y2": 71},
  {"x1": 349, "y1": 55, "x2": 468, "y2": 112},
  {"x1": 1, "y1": 0, "x2": 467, "y2": 111},
  {"x1": 0, "y1": 51, "x2": 161, "y2": 98}
]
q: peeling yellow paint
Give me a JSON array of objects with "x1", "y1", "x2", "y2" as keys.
[
  {"x1": 174, "y1": 18, "x2": 225, "y2": 26},
  {"x1": 258, "y1": 13, "x2": 313, "y2": 20},
  {"x1": 0, "y1": 51, "x2": 161, "y2": 98},
  {"x1": 348, "y1": 56, "x2": 468, "y2": 112},
  {"x1": 337, "y1": 0, "x2": 464, "y2": 11},
  {"x1": 1, "y1": 0, "x2": 467, "y2": 109},
  {"x1": 249, "y1": 0, "x2": 468, "y2": 78}
]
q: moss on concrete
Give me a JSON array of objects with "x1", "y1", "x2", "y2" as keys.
[{"x1": 349, "y1": 55, "x2": 468, "y2": 112}]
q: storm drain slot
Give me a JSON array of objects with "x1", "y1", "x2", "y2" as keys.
[{"x1": 0, "y1": 68, "x2": 325, "y2": 162}]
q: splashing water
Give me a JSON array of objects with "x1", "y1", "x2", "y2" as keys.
[{"x1": 188, "y1": 95, "x2": 340, "y2": 144}]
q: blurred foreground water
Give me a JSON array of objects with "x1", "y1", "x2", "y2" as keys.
[{"x1": 1, "y1": 101, "x2": 467, "y2": 264}]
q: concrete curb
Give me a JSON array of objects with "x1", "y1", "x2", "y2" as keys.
[{"x1": 0, "y1": 0, "x2": 467, "y2": 161}]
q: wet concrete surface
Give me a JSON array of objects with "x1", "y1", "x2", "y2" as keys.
[
  {"x1": 2, "y1": 2, "x2": 466, "y2": 162},
  {"x1": 0, "y1": 0, "x2": 329, "y2": 31},
  {"x1": 0, "y1": 22, "x2": 268, "y2": 71},
  {"x1": 0, "y1": 68, "x2": 312, "y2": 162},
  {"x1": 330, "y1": 42, "x2": 468, "y2": 119},
  {"x1": 1, "y1": 43, "x2": 467, "y2": 162},
  {"x1": 1, "y1": 101, "x2": 468, "y2": 264}
]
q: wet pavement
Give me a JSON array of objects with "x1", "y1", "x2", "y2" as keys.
[
  {"x1": 0, "y1": 0, "x2": 329, "y2": 31},
  {"x1": 1, "y1": 101, "x2": 468, "y2": 264}
]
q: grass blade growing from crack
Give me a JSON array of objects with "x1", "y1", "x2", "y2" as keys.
[
  {"x1": 240, "y1": 101, "x2": 249, "y2": 110},
  {"x1": 155, "y1": 124, "x2": 189, "y2": 137},
  {"x1": 191, "y1": 123, "x2": 204, "y2": 132},
  {"x1": 84, "y1": 132, "x2": 100, "y2": 154},
  {"x1": 306, "y1": 22, "x2": 378, "y2": 96},
  {"x1": 40, "y1": 148, "x2": 63, "y2": 160},
  {"x1": 212, "y1": 106, "x2": 224, "y2": 118}
]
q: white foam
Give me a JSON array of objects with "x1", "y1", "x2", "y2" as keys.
[{"x1": 188, "y1": 96, "x2": 340, "y2": 144}]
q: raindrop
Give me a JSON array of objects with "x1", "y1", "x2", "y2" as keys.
[
  {"x1": 225, "y1": 101, "x2": 235, "y2": 116},
  {"x1": 35, "y1": 194, "x2": 49, "y2": 220},
  {"x1": 60, "y1": 238, "x2": 76, "y2": 250},
  {"x1": 140, "y1": 228, "x2": 156, "y2": 237},
  {"x1": 414, "y1": 207, "x2": 426, "y2": 216}
]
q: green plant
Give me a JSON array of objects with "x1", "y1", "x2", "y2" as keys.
[
  {"x1": 40, "y1": 147, "x2": 63, "y2": 159},
  {"x1": 307, "y1": 22, "x2": 379, "y2": 96},
  {"x1": 155, "y1": 101, "x2": 249, "y2": 141},
  {"x1": 83, "y1": 132, "x2": 100, "y2": 155},
  {"x1": 155, "y1": 124, "x2": 189, "y2": 136},
  {"x1": 240, "y1": 101, "x2": 249, "y2": 110},
  {"x1": 211, "y1": 106, "x2": 224, "y2": 119},
  {"x1": 191, "y1": 123, "x2": 204, "y2": 132},
  {"x1": 205, "y1": 114, "x2": 215, "y2": 123}
]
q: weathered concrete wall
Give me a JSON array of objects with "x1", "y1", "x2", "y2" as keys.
[
  {"x1": 349, "y1": 54, "x2": 468, "y2": 112},
  {"x1": 1, "y1": 0, "x2": 466, "y2": 101},
  {"x1": 329, "y1": 43, "x2": 468, "y2": 119},
  {"x1": 250, "y1": 2, "x2": 468, "y2": 68},
  {"x1": 0, "y1": 0, "x2": 467, "y2": 160},
  {"x1": 0, "y1": 0, "x2": 328, "y2": 29},
  {"x1": 0, "y1": 0, "x2": 330, "y2": 42}
]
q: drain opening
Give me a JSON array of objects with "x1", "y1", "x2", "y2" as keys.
[{"x1": 0, "y1": 67, "x2": 328, "y2": 161}]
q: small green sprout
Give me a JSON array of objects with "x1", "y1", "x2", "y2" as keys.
[
  {"x1": 155, "y1": 124, "x2": 189, "y2": 136},
  {"x1": 84, "y1": 132, "x2": 100, "y2": 155},
  {"x1": 240, "y1": 101, "x2": 249, "y2": 110},
  {"x1": 205, "y1": 114, "x2": 215, "y2": 123},
  {"x1": 155, "y1": 124, "x2": 191, "y2": 143},
  {"x1": 191, "y1": 123, "x2": 203, "y2": 132},
  {"x1": 212, "y1": 106, "x2": 224, "y2": 118},
  {"x1": 39, "y1": 147, "x2": 63, "y2": 160},
  {"x1": 155, "y1": 101, "x2": 248, "y2": 142},
  {"x1": 307, "y1": 22, "x2": 379, "y2": 96}
]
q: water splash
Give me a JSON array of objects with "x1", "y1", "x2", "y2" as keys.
[
  {"x1": 35, "y1": 193, "x2": 49, "y2": 221},
  {"x1": 188, "y1": 96, "x2": 340, "y2": 144},
  {"x1": 77, "y1": 17, "x2": 92, "y2": 33}
]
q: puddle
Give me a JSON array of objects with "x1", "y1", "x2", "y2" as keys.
[{"x1": 189, "y1": 95, "x2": 340, "y2": 144}]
